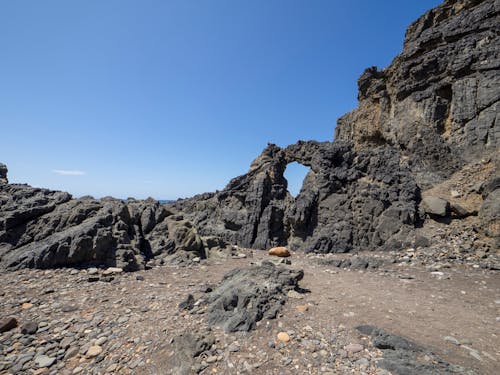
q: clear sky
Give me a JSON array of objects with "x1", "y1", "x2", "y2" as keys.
[{"x1": 1, "y1": 0, "x2": 442, "y2": 199}]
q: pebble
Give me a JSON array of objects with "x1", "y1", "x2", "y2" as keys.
[
  {"x1": 345, "y1": 343, "x2": 364, "y2": 354},
  {"x1": 0, "y1": 317, "x2": 18, "y2": 333},
  {"x1": 34, "y1": 355, "x2": 56, "y2": 368},
  {"x1": 21, "y1": 321, "x2": 38, "y2": 334},
  {"x1": 86, "y1": 345, "x2": 103, "y2": 358},
  {"x1": 277, "y1": 332, "x2": 290, "y2": 343}
]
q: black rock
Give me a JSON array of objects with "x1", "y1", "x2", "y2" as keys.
[
  {"x1": 204, "y1": 261, "x2": 304, "y2": 332},
  {"x1": 21, "y1": 321, "x2": 38, "y2": 335},
  {"x1": 178, "y1": 294, "x2": 195, "y2": 311}
]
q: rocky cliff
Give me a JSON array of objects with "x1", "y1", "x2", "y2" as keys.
[
  {"x1": 173, "y1": 0, "x2": 499, "y2": 254},
  {"x1": 0, "y1": 0, "x2": 498, "y2": 271}
]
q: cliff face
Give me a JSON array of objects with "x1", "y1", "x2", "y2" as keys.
[
  {"x1": 173, "y1": 0, "x2": 499, "y2": 254},
  {"x1": 0, "y1": 0, "x2": 498, "y2": 271},
  {"x1": 335, "y1": 0, "x2": 499, "y2": 188}
]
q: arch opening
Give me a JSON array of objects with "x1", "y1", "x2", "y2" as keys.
[{"x1": 283, "y1": 162, "x2": 310, "y2": 198}]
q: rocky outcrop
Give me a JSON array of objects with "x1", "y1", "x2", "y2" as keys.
[
  {"x1": 204, "y1": 261, "x2": 304, "y2": 332},
  {"x1": 335, "y1": 0, "x2": 499, "y2": 189},
  {"x1": 172, "y1": 0, "x2": 499, "y2": 253},
  {"x1": 173, "y1": 141, "x2": 419, "y2": 253},
  {"x1": 0, "y1": 178, "x2": 205, "y2": 271},
  {"x1": 0, "y1": 163, "x2": 7, "y2": 185},
  {"x1": 1, "y1": 0, "x2": 498, "y2": 270}
]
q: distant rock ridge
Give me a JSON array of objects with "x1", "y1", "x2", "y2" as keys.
[{"x1": 0, "y1": 0, "x2": 498, "y2": 270}]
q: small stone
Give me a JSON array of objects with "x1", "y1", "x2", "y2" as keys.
[
  {"x1": 296, "y1": 305, "x2": 309, "y2": 313},
  {"x1": 94, "y1": 336, "x2": 107, "y2": 346},
  {"x1": 287, "y1": 290, "x2": 303, "y2": 299},
  {"x1": 450, "y1": 190, "x2": 461, "y2": 198},
  {"x1": 87, "y1": 267, "x2": 98, "y2": 275},
  {"x1": 277, "y1": 332, "x2": 290, "y2": 343},
  {"x1": 206, "y1": 355, "x2": 218, "y2": 363},
  {"x1": 21, "y1": 321, "x2": 38, "y2": 334},
  {"x1": 86, "y1": 345, "x2": 103, "y2": 358},
  {"x1": 0, "y1": 317, "x2": 18, "y2": 333},
  {"x1": 73, "y1": 366, "x2": 83, "y2": 374},
  {"x1": 421, "y1": 196, "x2": 449, "y2": 217},
  {"x1": 136, "y1": 275, "x2": 144, "y2": 281},
  {"x1": 34, "y1": 355, "x2": 56, "y2": 368},
  {"x1": 64, "y1": 346, "x2": 79, "y2": 360},
  {"x1": 228, "y1": 343, "x2": 240, "y2": 352},
  {"x1": 61, "y1": 305, "x2": 78, "y2": 313},
  {"x1": 444, "y1": 336, "x2": 460, "y2": 345},
  {"x1": 21, "y1": 302, "x2": 33, "y2": 309},
  {"x1": 87, "y1": 276, "x2": 100, "y2": 282},
  {"x1": 103, "y1": 267, "x2": 123, "y2": 275},
  {"x1": 268, "y1": 247, "x2": 290, "y2": 257},
  {"x1": 192, "y1": 257, "x2": 201, "y2": 263},
  {"x1": 345, "y1": 343, "x2": 364, "y2": 354}
]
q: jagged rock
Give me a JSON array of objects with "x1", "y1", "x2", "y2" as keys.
[
  {"x1": 204, "y1": 261, "x2": 304, "y2": 332},
  {"x1": 165, "y1": 329, "x2": 215, "y2": 375},
  {"x1": 356, "y1": 325, "x2": 468, "y2": 374},
  {"x1": 0, "y1": 176, "x2": 205, "y2": 271},
  {"x1": 0, "y1": 163, "x2": 7, "y2": 185},
  {"x1": 335, "y1": 0, "x2": 499, "y2": 189},
  {"x1": 172, "y1": 141, "x2": 419, "y2": 253},
  {"x1": 421, "y1": 196, "x2": 450, "y2": 217}
]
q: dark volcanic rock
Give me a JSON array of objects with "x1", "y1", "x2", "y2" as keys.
[
  {"x1": 166, "y1": 329, "x2": 215, "y2": 375},
  {"x1": 0, "y1": 163, "x2": 7, "y2": 185},
  {"x1": 173, "y1": 141, "x2": 419, "y2": 253},
  {"x1": 205, "y1": 261, "x2": 304, "y2": 332},
  {"x1": 0, "y1": 317, "x2": 17, "y2": 333},
  {"x1": 0, "y1": 173, "x2": 206, "y2": 271},
  {"x1": 335, "y1": 0, "x2": 499, "y2": 188},
  {"x1": 356, "y1": 325, "x2": 469, "y2": 374}
]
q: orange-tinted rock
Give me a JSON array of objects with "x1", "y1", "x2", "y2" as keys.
[{"x1": 268, "y1": 247, "x2": 290, "y2": 257}]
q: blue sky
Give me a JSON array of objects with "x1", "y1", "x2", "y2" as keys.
[{"x1": 0, "y1": 0, "x2": 441, "y2": 199}]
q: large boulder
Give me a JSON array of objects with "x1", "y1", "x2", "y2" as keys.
[{"x1": 205, "y1": 261, "x2": 304, "y2": 332}]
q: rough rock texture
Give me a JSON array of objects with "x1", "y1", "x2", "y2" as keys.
[
  {"x1": 1, "y1": 0, "x2": 498, "y2": 269},
  {"x1": 205, "y1": 261, "x2": 304, "y2": 332},
  {"x1": 335, "y1": 0, "x2": 499, "y2": 189},
  {"x1": 356, "y1": 325, "x2": 471, "y2": 374},
  {"x1": 0, "y1": 181, "x2": 205, "y2": 271},
  {"x1": 173, "y1": 141, "x2": 419, "y2": 253},
  {"x1": 171, "y1": 0, "x2": 499, "y2": 253},
  {"x1": 0, "y1": 163, "x2": 7, "y2": 185}
]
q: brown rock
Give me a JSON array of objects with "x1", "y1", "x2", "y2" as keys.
[
  {"x1": 296, "y1": 305, "x2": 309, "y2": 313},
  {"x1": 0, "y1": 317, "x2": 18, "y2": 333},
  {"x1": 21, "y1": 302, "x2": 33, "y2": 309},
  {"x1": 268, "y1": 247, "x2": 290, "y2": 257},
  {"x1": 277, "y1": 332, "x2": 290, "y2": 343}
]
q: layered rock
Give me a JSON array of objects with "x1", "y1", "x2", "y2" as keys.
[
  {"x1": 174, "y1": 0, "x2": 499, "y2": 253},
  {"x1": 1, "y1": 0, "x2": 498, "y2": 270},
  {"x1": 335, "y1": 0, "x2": 499, "y2": 188},
  {"x1": 0, "y1": 178, "x2": 205, "y2": 271},
  {"x1": 173, "y1": 141, "x2": 419, "y2": 253}
]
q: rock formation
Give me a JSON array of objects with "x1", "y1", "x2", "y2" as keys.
[
  {"x1": 0, "y1": 180, "x2": 205, "y2": 270},
  {"x1": 172, "y1": 0, "x2": 499, "y2": 254},
  {"x1": 0, "y1": 0, "x2": 498, "y2": 270},
  {"x1": 173, "y1": 141, "x2": 419, "y2": 253}
]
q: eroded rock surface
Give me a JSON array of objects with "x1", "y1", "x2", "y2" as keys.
[
  {"x1": 173, "y1": 141, "x2": 420, "y2": 253},
  {"x1": 204, "y1": 261, "x2": 304, "y2": 332},
  {"x1": 0, "y1": 182, "x2": 205, "y2": 271}
]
